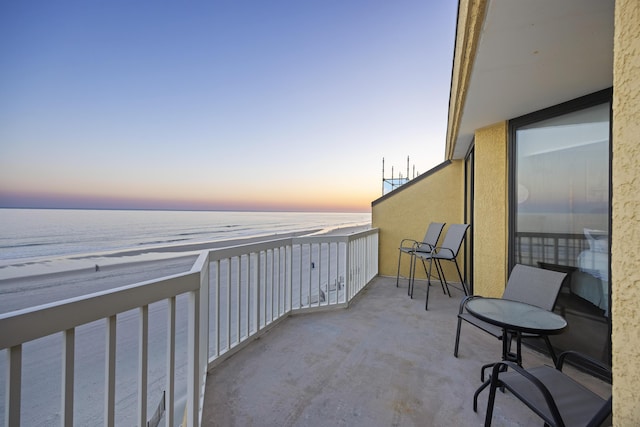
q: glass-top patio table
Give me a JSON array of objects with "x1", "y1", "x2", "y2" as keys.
[
  {"x1": 466, "y1": 297, "x2": 567, "y2": 364},
  {"x1": 465, "y1": 297, "x2": 567, "y2": 411}
]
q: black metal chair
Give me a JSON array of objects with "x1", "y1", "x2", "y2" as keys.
[
  {"x1": 454, "y1": 264, "x2": 566, "y2": 365},
  {"x1": 395, "y1": 222, "x2": 445, "y2": 292},
  {"x1": 483, "y1": 351, "x2": 612, "y2": 427},
  {"x1": 410, "y1": 223, "x2": 470, "y2": 310}
]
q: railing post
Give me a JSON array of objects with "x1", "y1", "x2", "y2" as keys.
[
  {"x1": 105, "y1": 315, "x2": 117, "y2": 427},
  {"x1": 287, "y1": 244, "x2": 292, "y2": 312},
  {"x1": 257, "y1": 251, "x2": 262, "y2": 332},
  {"x1": 199, "y1": 253, "x2": 210, "y2": 388},
  {"x1": 235, "y1": 256, "x2": 241, "y2": 347},
  {"x1": 138, "y1": 305, "x2": 148, "y2": 427},
  {"x1": 270, "y1": 249, "x2": 275, "y2": 320},
  {"x1": 215, "y1": 260, "x2": 221, "y2": 358},
  {"x1": 6, "y1": 345, "x2": 22, "y2": 427},
  {"x1": 226, "y1": 258, "x2": 231, "y2": 352},
  {"x1": 62, "y1": 329, "x2": 75, "y2": 427},
  {"x1": 345, "y1": 240, "x2": 351, "y2": 302},
  {"x1": 247, "y1": 253, "x2": 253, "y2": 335},
  {"x1": 187, "y1": 288, "x2": 200, "y2": 427},
  {"x1": 166, "y1": 296, "x2": 176, "y2": 427}
]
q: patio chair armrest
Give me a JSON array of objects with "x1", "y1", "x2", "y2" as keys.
[
  {"x1": 414, "y1": 242, "x2": 435, "y2": 253},
  {"x1": 399, "y1": 239, "x2": 419, "y2": 250},
  {"x1": 490, "y1": 361, "x2": 564, "y2": 425},
  {"x1": 556, "y1": 351, "x2": 612, "y2": 380},
  {"x1": 399, "y1": 238, "x2": 418, "y2": 245},
  {"x1": 458, "y1": 295, "x2": 481, "y2": 315},
  {"x1": 433, "y1": 246, "x2": 455, "y2": 258}
]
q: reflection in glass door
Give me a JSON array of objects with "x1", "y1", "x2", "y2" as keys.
[{"x1": 511, "y1": 93, "x2": 611, "y2": 366}]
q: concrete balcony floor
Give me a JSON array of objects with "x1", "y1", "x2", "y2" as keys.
[{"x1": 202, "y1": 276, "x2": 610, "y2": 427}]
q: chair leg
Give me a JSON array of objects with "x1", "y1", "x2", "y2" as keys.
[
  {"x1": 397, "y1": 249, "x2": 413, "y2": 289},
  {"x1": 421, "y1": 257, "x2": 431, "y2": 285},
  {"x1": 425, "y1": 258, "x2": 432, "y2": 310},
  {"x1": 453, "y1": 259, "x2": 468, "y2": 296},
  {"x1": 424, "y1": 259, "x2": 449, "y2": 310},
  {"x1": 413, "y1": 256, "x2": 431, "y2": 300},
  {"x1": 430, "y1": 258, "x2": 450, "y2": 296},
  {"x1": 409, "y1": 254, "x2": 417, "y2": 299},
  {"x1": 454, "y1": 317, "x2": 462, "y2": 357},
  {"x1": 407, "y1": 253, "x2": 415, "y2": 296},
  {"x1": 543, "y1": 335, "x2": 558, "y2": 365},
  {"x1": 473, "y1": 378, "x2": 491, "y2": 413},
  {"x1": 477, "y1": 362, "x2": 507, "y2": 415},
  {"x1": 435, "y1": 260, "x2": 450, "y2": 296},
  {"x1": 483, "y1": 378, "x2": 498, "y2": 426},
  {"x1": 408, "y1": 260, "x2": 413, "y2": 297},
  {"x1": 396, "y1": 249, "x2": 403, "y2": 287},
  {"x1": 425, "y1": 257, "x2": 442, "y2": 310}
]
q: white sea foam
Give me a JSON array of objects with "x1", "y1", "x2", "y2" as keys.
[{"x1": 0, "y1": 209, "x2": 370, "y2": 280}]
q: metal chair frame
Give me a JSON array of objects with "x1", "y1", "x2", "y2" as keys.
[
  {"x1": 410, "y1": 223, "x2": 470, "y2": 310},
  {"x1": 395, "y1": 222, "x2": 445, "y2": 290},
  {"x1": 483, "y1": 351, "x2": 612, "y2": 427}
]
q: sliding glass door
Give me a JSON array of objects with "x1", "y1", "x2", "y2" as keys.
[{"x1": 510, "y1": 90, "x2": 611, "y2": 365}]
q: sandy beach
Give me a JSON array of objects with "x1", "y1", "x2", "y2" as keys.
[{"x1": 0, "y1": 227, "x2": 377, "y2": 313}]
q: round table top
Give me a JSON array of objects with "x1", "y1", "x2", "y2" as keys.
[{"x1": 465, "y1": 297, "x2": 567, "y2": 335}]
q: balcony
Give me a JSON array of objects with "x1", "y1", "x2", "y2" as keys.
[
  {"x1": 0, "y1": 228, "x2": 609, "y2": 426},
  {"x1": 201, "y1": 275, "x2": 610, "y2": 426}
]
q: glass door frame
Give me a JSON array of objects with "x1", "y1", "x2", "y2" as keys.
[
  {"x1": 507, "y1": 87, "x2": 613, "y2": 365},
  {"x1": 464, "y1": 141, "x2": 475, "y2": 294}
]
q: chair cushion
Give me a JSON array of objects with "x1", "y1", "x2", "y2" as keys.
[{"x1": 499, "y1": 365, "x2": 608, "y2": 427}]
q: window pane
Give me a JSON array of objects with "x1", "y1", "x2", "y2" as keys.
[
  {"x1": 514, "y1": 102, "x2": 610, "y2": 364},
  {"x1": 516, "y1": 104, "x2": 609, "y2": 239}
]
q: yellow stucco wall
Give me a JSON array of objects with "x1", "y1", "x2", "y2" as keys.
[
  {"x1": 372, "y1": 161, "x2": 464, "y2": 280},
  {"x1": 442, "y1": 0, "x2": 640, "y2": 422},
  {"x1": 473, "y1": 122, "x2": 509, "y2": 297},
  {"x1": 612, "y1": 0, "x2": 640, "y2": 424}
]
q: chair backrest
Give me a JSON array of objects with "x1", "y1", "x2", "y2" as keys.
[
  {"x1": 437, "y1": 223, "x2": 470, "y2": 258},
  {"x1": 416, "y1": 222, "x2": 445, "y2": 252},
  {"x1": 502, "y1": 264, "x2": 567, "y2": 310}
]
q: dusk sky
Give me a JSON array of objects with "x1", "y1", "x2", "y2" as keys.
[{"x1": 0, "y1": 1, "x2": 457, "y2": 213}]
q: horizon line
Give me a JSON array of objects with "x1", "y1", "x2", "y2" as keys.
[{"x1": 0, "y1": 205, "x2": 371, "y2": 214}]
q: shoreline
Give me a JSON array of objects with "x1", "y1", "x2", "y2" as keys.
[
  {"x1": 0, "y1": 224, "x2": 370, "y2": 314},
  {"x1": 0, "y1": 224, "x2": 370, "y2": 282}
]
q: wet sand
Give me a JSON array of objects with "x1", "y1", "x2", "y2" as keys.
[{"x1": 0, "y1": 225, "x2": 370, "y2": 314}]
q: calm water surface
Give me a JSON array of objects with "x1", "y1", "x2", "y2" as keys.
[{"x1": 0, "y1": 208, "x2": 370, "y2": 264}]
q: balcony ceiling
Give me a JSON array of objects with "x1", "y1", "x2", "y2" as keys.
[{"x1": 451, "y1": 0, "x2": 614, "y2": 159}]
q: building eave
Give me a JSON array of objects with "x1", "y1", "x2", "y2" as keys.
[{"x1": 446, "y1": 0, "x2": 614, "y2": 160}]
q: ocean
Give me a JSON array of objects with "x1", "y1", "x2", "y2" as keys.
[{"x1": 0, "y1": 208, "x2": 370, "y2": 279}]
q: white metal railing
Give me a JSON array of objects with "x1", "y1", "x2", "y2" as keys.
[
  {"x1": 0, "y1": 228, "x2": 377, "y2": 427},
  {"x1": 207, "y1": 229, "x2": 378, "y2": 368}
]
